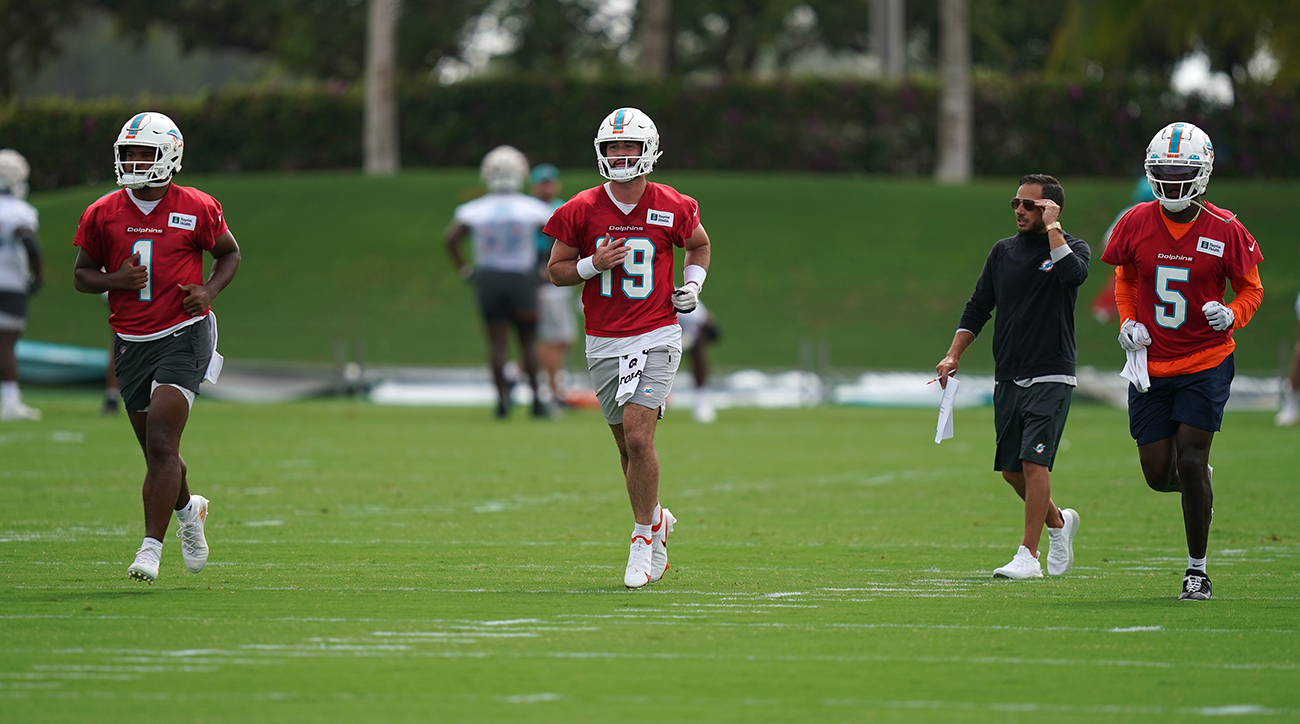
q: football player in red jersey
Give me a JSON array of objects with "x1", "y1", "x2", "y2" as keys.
[
  {"x1": 1102, "y1": 122, "x2": 1264, "y2": 601},
  {"x1": 72, "y1": 112, "x2": 241, "y2": 585},
  {"x1": 544, "y1": 108, "x2": 711, "y2": 588}
]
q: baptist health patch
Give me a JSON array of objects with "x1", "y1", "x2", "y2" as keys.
[
  {"x1": 1197, "y1": 236, "x2": 1225, "y2": 258},
  {"x1": 647, "y1": 209, "x2": 674, "y2": 227},
  {"x1": 169, "y1": 212, "x2": 197, "y2": 230}
]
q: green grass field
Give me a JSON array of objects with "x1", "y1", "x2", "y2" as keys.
[
  {"x1": 3, "y1": 392, "x2": 1298, "y2": 722},
  {"x1": 23, "y1": 171, "x2": 1300, "y2": 374}
]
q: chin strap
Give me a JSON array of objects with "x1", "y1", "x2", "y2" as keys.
[{"x1": 1191, "y1": 198, "x2": 1238, "y2": 224}]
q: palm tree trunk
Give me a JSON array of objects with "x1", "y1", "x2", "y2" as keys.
[
  {"x1": 935, "y1": 0, "x2": 971, "y2": 183},
  {"x1": 637, "y1": 0, "x2": 672, "y2": 78},
  {"x1": 364, "y1": 0, "x2": 401, "y2": 175}
]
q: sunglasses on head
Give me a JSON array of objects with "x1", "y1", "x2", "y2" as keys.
[{"x1": 1010, "y1": 198, "x2": 1039, "y2": 211}]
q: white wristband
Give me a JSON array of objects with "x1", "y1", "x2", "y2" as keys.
[
  {"x1": 683, "y1": 264, "x2": 706, "y2": 289},
  {"x1": 576, "y1": 256, "x2": 599, "y2": 280}
]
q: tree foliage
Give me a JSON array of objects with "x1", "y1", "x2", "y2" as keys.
[{"x1": 0, "y1": 0, "x2": 92, "y2": 100}]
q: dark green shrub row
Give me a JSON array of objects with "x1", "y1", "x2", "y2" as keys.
[{"x1": 2, "y1": 77, "x2": 1295, "y2": 191}]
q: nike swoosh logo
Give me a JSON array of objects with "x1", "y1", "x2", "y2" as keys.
[
  {"x1": 1248, "y1": 242, "x2": 1256, "y2": 251},
  {"x1": 173, "y1": 331, "x2": 185, "y2": 337}
]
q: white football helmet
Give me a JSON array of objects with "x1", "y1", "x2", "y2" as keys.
[
  {"x1": 480, "y1": 145, "x2": 530, "y2": 193},
  {"x1": 0, "y1": 149, "x2": 30, "y2": 199},
  {"x1": 594, "y1": 107, "x2": 662, "y2": 181},
  {"x1": 114, "y1": 112, "x2": 184, "y2": 189},
  {"x1": 1144, "y1": 122, "x2": 1214, "y2": 212}
]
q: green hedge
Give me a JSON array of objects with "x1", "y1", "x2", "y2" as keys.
[{"x1": 3, "y1": 77, "x2": 1297, "y2": 191}]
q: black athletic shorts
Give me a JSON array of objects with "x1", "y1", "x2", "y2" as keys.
[
  {"x1": 1127, "y1": 354, "x2": 1234, "y2": 446},
  {"x1": 993, "y1": 380, "x2": 1073, "y2": 472},
  {"x1": 114, "y1": 317, "x2": 213, "y2": 414},
  {"x1": 0, "y1": 290, "x2": 27, "y2": 316},
  {"x1": 474, "y1": 269, "x2": 537, "y2": 323}
]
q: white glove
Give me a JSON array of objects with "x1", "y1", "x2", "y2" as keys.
[
  {"x1": 1202, "y1": 301, "x2": 1234, "y2": 331},
  {"x1": 1119, "y1": 319, "x2": 1151, "y2": 352},
  {"x1": 671, "y1": 282, "x2": 700, "y2": 313}
]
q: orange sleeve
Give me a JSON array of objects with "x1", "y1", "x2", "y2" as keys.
[
  {"x1": 1114, "y1": 263, "x2": 1139, "y2": 323},
  {"x1": 1228, "y1": 266, "x2": 1263, "y2": 329}
]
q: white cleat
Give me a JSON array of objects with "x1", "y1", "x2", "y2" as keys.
[
  {"x1": 692, "y1": 401, "x2": 716, "y2": 424},
  {"x1": 0, "y1": 402, "x2": 42, "y2": 421},
  {"x1": 127, "y1": 544, "x2": 161, "y2": 584},
  {"x1": 176, "y1": 495, "x2": 210, "y2": 573},
  {"x1": 993, "y1": 545, "x2": 1043, "y2": 580},
  {"x1": 1276, "y1": 392, "x2": 1299, "y2": 427},
  {"x1": 649, "y1": 508, "x2": 676, "y2": 582},
  {"x1": 1046, "y1": 508, "x2": 1079, "y2": 576},
  {"x1": 624, "y1": 533, "x2": 654, "y2": 589}
]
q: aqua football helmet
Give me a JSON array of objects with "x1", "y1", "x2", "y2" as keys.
[
  {"x1": 114, "y1": 112, "x2": 184, "y2": 189},
  {"x1": 1144, "y1": 122, "x2": 1214, "y2": 213},
  {"x1": 594, "y1": 108, "x2": 662, "y2": 182}
]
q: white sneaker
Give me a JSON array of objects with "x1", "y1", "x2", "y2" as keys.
[
  {"x1": 624, "y1": 533, "x2": 654, "y2": 589},
  {"x1": 693, "y1": 401, "x2": 716, "y2": 424},
  {"x1": 0, "y1": 402, "x2": 42, "y2": 421},
  {"x1": 993, "y1": 545, "x2": 1043, "y2": 579},
  {"x1": 649, "y1": 508, "x2": 676, "y2": 582},
  {"x1": 1276, "y1": 400, "x2": 1299, "y2": 427},
  {"x1": 127, "y1": 544, "x2": 161, "y2": 584},
  {"x1": 176, "y1": 495, "x2": 209, "y2": 573},
  {"x1": 1046, "y1": 508, "x2": 1079, "y2": 576}
]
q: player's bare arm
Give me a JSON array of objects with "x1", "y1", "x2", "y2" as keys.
[
  {"x1": 444, "y1": 222, "x2": 472, "y2": 278},
  {"x1": 548, "y1": 236, "x2": 630, "y2": 286},
  {"x1": 935, "y1": 330, "x2": 975, "y2": 388},
  {"x1": 73, "y1": 248, "x2": 148, "y2": 294},
  {"x1": 180, "y1": 231, "x2": 240, "y2": 317},
  {"x1": 683, "y1": 223, "x2": 711, "y2": 271}
]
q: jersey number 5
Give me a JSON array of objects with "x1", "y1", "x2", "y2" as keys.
[
  {"x1": 1154, "y1": 265, "x2": 1190, "y2": 329},
  {"x1": 595, "y1": 237, "x2": 655, "y2": 299},
  {"x1": 132, "y1": 239, "x2": 153, "y2": 302}
]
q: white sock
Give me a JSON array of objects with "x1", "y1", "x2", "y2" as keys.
[
  {"x1": 1, "y1": 381, "x2": 18, "y2": 406},
  {"x1": 1188, "y1": 556, "x2": 1207, "y2": 573},
  {"x1": 632, "y1": 523, "x2": 652, "y2": 542},
  {"x1": 139, "y1": 536, "x2": 163, "y2": 554},
  {"x1": 175, "y1": 498, "x2": 196, "y2": 521}
]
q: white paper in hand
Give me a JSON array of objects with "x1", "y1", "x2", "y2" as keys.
[{"x1": 935, "y1": 376, "x2": 961, "y2": 444}]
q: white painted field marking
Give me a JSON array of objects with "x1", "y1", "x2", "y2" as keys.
[
  {"x1": 499, "y1": 693, "x2": 563, "y2": 703},
  {"x1": 824, "y1": 699, "x2": 1296, "y2": 717},
  {"x1": 242, "y1": 520, "x2": 284, "y2": 527}
]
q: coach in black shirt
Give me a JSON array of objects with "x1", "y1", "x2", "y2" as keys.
[{"x1": 935, "y1": 174, "x2": 1089, "y2": 581}]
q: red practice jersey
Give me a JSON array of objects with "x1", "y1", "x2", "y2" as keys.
[
  {"x1": 544, "y1": 182, "x2": 700, "y2": 337},
  {"x1": 74, "y1": 185, "x2": 228, "y2": 337},
  {"x1": 1101, "y1": 201, "x2": 1263, "y2": 362}
]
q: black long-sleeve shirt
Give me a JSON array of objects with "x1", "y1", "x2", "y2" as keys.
[{"x1": 957, "y1": 231, "x2": 1090, "y2": 381}]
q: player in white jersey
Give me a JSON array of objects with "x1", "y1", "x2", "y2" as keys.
[
  {"x1": 678, "y1": 301, "x2": 720, "y2": 423},
  {"x1": 0, "y1": 149, "x2": 44, "y2": 422},
  {"x1": 446, "y1": 146, "x2": 557, "y2": 418}
]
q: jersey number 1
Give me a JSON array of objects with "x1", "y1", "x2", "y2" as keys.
[{"x1": 132, "y1": 239, "x2": 153, "y2": 302}]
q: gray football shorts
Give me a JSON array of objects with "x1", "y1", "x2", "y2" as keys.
[
  {"x1": 114, "y1": 317, "x2": 213, "y2": 414},
  {"x1": 537, "y1": 290, "x2": 577, "y2": 343},
  {"x1": 588, "y1": 345, "x2": 681, "y2": 425}
]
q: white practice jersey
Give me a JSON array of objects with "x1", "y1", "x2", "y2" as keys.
[
  {"x1": 454, "y1": 192, "x2": 556, "y2": 274},
  {"x1": 0, "y1": 194, "x2": 39, "y2": 293},
  {"x1": 677, "y1": 300, "x2": 710, "y2": 348}
]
